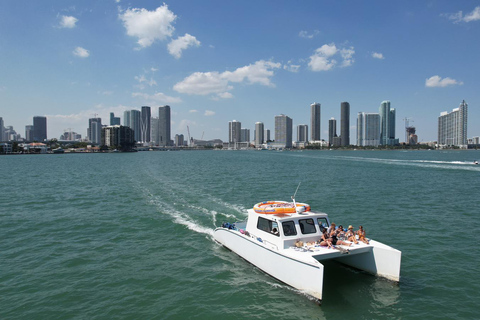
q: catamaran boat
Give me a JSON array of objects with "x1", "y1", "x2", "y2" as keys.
[{"x1": 214, "y1": 199, "x2": 401, "y2": 302}]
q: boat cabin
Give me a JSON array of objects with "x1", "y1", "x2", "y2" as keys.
[{"x1": 243, "y1": 208, "x2": 331, "y2": 250}]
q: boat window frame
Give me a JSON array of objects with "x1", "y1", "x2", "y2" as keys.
[
  {"x1": 317, "y1": 217, "x2": 329, "y2": 233},
  {"x1": 256, "y1": 217, "x2": 280, "y2": 237},
  {"x1": 281, "y1": 220, "x2": 297, "y2": 237},
  {"x1": 299, "y1": 218, "x2": 317, "y2": 235}
]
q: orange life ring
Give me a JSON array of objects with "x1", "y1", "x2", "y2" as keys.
[{"x1": 253, "y1": 201, "x2": 311, "y2": 214}]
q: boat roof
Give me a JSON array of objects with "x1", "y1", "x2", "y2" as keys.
[{"x1": 247, "y1": 208, "x2": 328, "y2": 221}]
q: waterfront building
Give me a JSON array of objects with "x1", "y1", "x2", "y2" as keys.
[
  {"x1": 151, "y1": 117, "x2": 159, "y2": 145},
  {"x1": 265, "y1": 129, "x2": 271, "y2": 142},
  {"x1": 340, "y1": 102, "x2": 350, "y2": 146},
  {"x1": 241, "y1": 128, "x2": 250, "y2": 143},
  {"x1": 157, "y1": 105, "x2": 171, "y2": 147},
  {"x1": 101, "y1": 125, "x2": 135, "y2": 151},
  {"x1": 438, "y1": 100, "x2": 468, "y2": 147},
  {"x1": 357, "y1": 112, "x2": 380, "y2": 146},
  {"x1": 174, "y1": 134, "x2": 184, "y2": 147},
  {"x1": 297, "y1": 124, "x2": 308, "y2": 143},
  {"x1": 4, "y1": 126, "x2": 20, "y2": 141},
  {"x1": 25, "y1": 125, "x2": 34, "y2": 141},
  {"x1": 123, "y1": 110, "x2": 141, "y2": 142},
  {"x1": 379, "y1": 101, "x2": 398, "y2": 146},
  {"x1": 88, "y1": 118, "x2": 102, "y2": 144},
  {"x1": 328, "y1": 118, "x2": 337, "y2": 146},
  {"x1": 141, "y1": 106, "x2": 151, "y2": 143},
  {"x1": 311, "y1": 102, "x2": 321, "y2": 141},
  {"x1": 33, "y1": 116, "x2": 47, "y2": 142},
  {"x1": 406, "y1": 126, "x2": 418, "y2": 145},
  {"x1": 275, "y1": 114, "x2": 293, "y2": 148},
  {"x1": 255, "y1": 122, "x2": 264, "y2": 146},
  {"x1": 229, "y1": 120, "x2": 241, "y2": 144},
  {"x1": 0, "y1": 117, "x2": 4, "y2": 141},
  {"x1": 110, "y1": 112, "x2": 120, "y2": 126}
]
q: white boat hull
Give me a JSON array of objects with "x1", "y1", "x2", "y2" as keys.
[{"x1": 214, "y1": 228, "x2": 325, "y2": 300}]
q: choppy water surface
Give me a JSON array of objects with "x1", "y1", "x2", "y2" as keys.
[{"x1": 1, "y1": 150, "x2": 479, "y2": 319}]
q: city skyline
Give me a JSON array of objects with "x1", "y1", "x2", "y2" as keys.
[{"x1": 1, "y1": 1, "x2": 479, "y2": 142}]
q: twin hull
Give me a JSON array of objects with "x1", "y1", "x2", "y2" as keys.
[{"x1": 214, "y1": 228, "x2": 324, "y2": 300}]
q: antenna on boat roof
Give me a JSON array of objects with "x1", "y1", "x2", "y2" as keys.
[{"x1": 291, "y1": 182, "x2": 301, "y2": 205}]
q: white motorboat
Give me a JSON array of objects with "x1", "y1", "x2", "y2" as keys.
[{"x1": 214, "y1": 199, "x2": 401, "y2": 302}]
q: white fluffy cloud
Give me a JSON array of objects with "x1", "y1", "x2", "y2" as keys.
[
  {"x1": 73, "y1": 47, "x2": 89, "y2": 58},
  {"x1": 168, "y1": 33, "x2": 201, "y2": 59},
  {"x1": 372, "y1": 52, "x2": 385, "y2": 59},
  {"x1": 425, "y1": 75, "x2": 463, "y2": 87},
  {"x1": 308, "y1": 43, "x2": 355, "y2": 71},
  {"x1": 447, "y1": 6, "x2": 480, "y2": 23},
  {"x1": 204, "y1": 110, "x2": 215, "y2": 116},
  {"x1": 119, "y1": 5, "x2": 176, "y2": 48},
  {"x1": 132, "y1": 92, "x2": 182, "y2": 103},
  {"x1": 173, "y1": 60, "x2": 281, "y2": 99},
  {"x1": 59, "y1": 15, "x2": 78, "y2": 28}
]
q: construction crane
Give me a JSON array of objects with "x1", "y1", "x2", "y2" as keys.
[
  {"x1": 201, "y1": 131, "x2": 204, "y2": 140},
  {"x1": 187, "y1": 126, "x2": 191, "y2": 147}
]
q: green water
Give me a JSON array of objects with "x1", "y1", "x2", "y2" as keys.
[{"x1": 1, "y1": 150, "x2": 479, "y2": 319}]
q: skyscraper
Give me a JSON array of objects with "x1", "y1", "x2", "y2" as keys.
[
  {"x1": 88, "y1": 117, "x2": 102, "y2": 144},
  {"x1": 25, "y1": 125, "x2": 34, "y2": 141},
  {"x1": 124, "y1": 110, "x2": 141, "y2": 142},
  {"x1": 175, "y1": 134, "x2": 184, "y2": 147},
  {"x1": 311, "y1": 102, "x2": 321, "y2": 141},
  {"x1": 357, "y1": 112, "x2": 380, "y2": 146},
  {"x1": 240, "y1": 128, "x2": 250, "y2": 142},
  {"x1": 229, "y1": 120, "x2": 241, "y2": 143},
  {"x1": 33, "y1": 116, "x2": 47, "y2": 142},
  {"x1": 0, "y1": 117, "x2": 4, "y2": 141},
  {"x1": 340, "y1": 102, "x2": 350, "y2": 146},
  {"x1": 158, "y1": 105, "x2": 171, "y2": 146},
  {"x1": 328, "y1": 118, "x2": 337, "y2": 146},
  {"x1": 265, "y1": 129, "x2": 271, "y2": 142},
  {"x1": 438, "y1": 100, "x2": 468, "y2": 147},
  {"x1": 141, "y1": 106, "x2": 151, "y2": 143},
  {"x1": 379, "y1": 101, "x2": 397, "y2": 146},
  {"x1": 255, "y1": 122, "x2": 264, "y2": 146},
  {"x1": 275, "y1": 114, "x2": 293, "y2": 148},
  {"x1": 110, "y1": 112, "x2": 120, "y2": 126},
  {"x1": 150, "y1": 117, "x2": 159, "y2": 145},
  {"x1": 297, "y1": 124, "x2": 308, "y2": 142}
]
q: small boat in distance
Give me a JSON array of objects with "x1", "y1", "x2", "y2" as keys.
[
  {"x1": 214, "y1": 197, "x2": 401, "y2": 302},
  {"x1": 474, "y1": 160, "x2": 478, "y2": 165}
]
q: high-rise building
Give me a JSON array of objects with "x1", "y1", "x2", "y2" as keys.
[
  {"x1": 438, "y1": 100, "x2": 468, "y2": 147},
  {"x1": 406, "y1": 126, "x2": 418, "y2": 145},
  {"x1": 141, "y1": 106, "x2": 151, "y2": 143},
  {"x1": 340, "y1": 102, "x2": 350, "y2": 146},
  {"x1": 110, "y1": 112, "x2": 120, "y2": 126},
  {"x1": 101, "y1": 125, "x2": 135, "y2": 150},
  {"x1": 265, "y1": 129, "x2": 271, "y2": 142},
  {"x1": 357, "y1": 112, "x2": 380, "y2": 146},
  {"x1": 175, "y1": 134, "x2": 184, "y2": 147},
  {"x1": 275, "y1": 114, "x2": 293, "y2": 148},
  {"x1": 25, "y1": 125, "x2": 34, "y2": 141},
  {"x1": 255, "y1": 122, "x2": 264, "y2": 146},
  {"x1": 240, "y1": 128, "x2": 250, "y2": 142},
  {"x1": 379, "y1": 101, "x2": 397, "y2": 146},
  {"x1": 33, "y1": 116, "x2": 47, "y2": 142},
  {"x1": 88, "y1": 118, "x2": 102, "y2": 144},
  {"x1": 311, "y1": 102, "x2": 321, "y2": 141},
  {"x1": 229, "y1": 120, "x2": 241, "y2": 143},
  {"x1": 297, "y1": 124, "x2": 308, "y2": 142},
  {"x1": 0, "y1": 117, "x2": 4, "y2": 141},
  {"x1": 328, "y1": 118, "x2": 337, "y2": 146},
  {"x1": 158, "y1": 105, "x2": 171, "y2": 146},
  {"x1": 124, "y1": 110, "x2": 141, "y2": 142}
]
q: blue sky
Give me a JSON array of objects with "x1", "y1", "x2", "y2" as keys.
[{"x1": 1, "y1": 0, "x2": 479, "y2": 143}]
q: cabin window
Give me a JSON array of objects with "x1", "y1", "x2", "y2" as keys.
[
  {"x1": 281, "y1": 221, "x2": 297, "y2": 236},
  {"x1": 257, "y1": 217, "x2": 280, "y2": 236},
  {"x1": 299, "y1": 218, "x2": 317, "y2": 234},
  {"x1": 317, "y1": 218, "x2": 329, "y2": 233}
]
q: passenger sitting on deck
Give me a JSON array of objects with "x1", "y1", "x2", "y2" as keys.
[
  {"x1": 327, "y1": 222, "x2": 336, "y2": 235},
  {"x1": 356, "y1": 225, "x2": 369, "y2": 244},
  {"x1": 318, "y1": 229, "x2": 333, "y2": 249},
  {"x1": 330, "y1": 226, "x2": 352, "y2": 247},
  {"x1": 346, "y1": 225, "x2": 359, "y2": 244},
  {"x1": 337, "y1": 225, "x2": 346, "y2": 240}
]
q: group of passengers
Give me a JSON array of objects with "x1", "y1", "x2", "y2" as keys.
[{"x1": 318, "y1": 223, "x2": 369, "y2": 249}]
